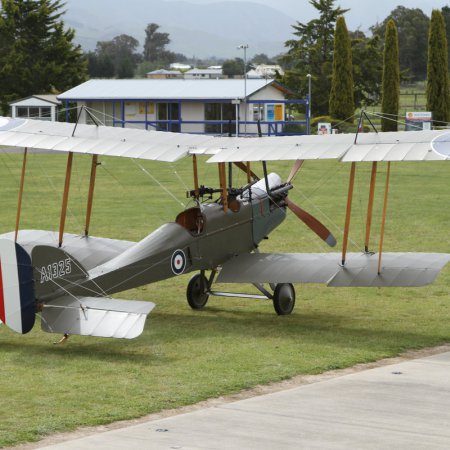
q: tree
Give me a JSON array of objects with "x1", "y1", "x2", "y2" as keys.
[
  {"x1": 371, "y1": 7, "x2": 429, "y2": 80},
  {"x1": 426, "y1": 10, "x2": 450, "y2": 125},
  {"x1": 251, "y1": 53, "x2": 273, "y2": 65},
  {"x1": 329, "y1": 16, "x2": 354, "y2": 121},
  {"x1": 86, "y1": 51, "x2": 115, "y2": 78},
  {"x1": 222, "y1": 58, "x2": 245, "y2": 78},
  {"x1": 0, "y1": 0, "x2": 87, "y2": 113},
  {"x1": 95, "y1": 34, "x2": 141, "y2": 79},
  {"x1": 281, "y1": 0, "x2": 349, "y2": 116},
  {"x1": 381, "y1": 20, "x2": 400, "y2": 132},
  {"x1": 441, "y1": 6, "x2": 450, "y2": 70},
  {"x1": 351, "y1": 33, "x2": 383, "y2": 108},
  {"x1": 143, "y1": 23, "x2": 176, "y2": 64}
]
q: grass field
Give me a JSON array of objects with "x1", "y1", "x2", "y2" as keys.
[
  {"x1": 362, "y1": 82, "x2": 428, "y2": 128},
  {"x1": 1, "y1": 152, "x2": 450, "y2": 447}
]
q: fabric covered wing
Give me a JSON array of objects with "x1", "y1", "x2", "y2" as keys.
[
  {"x1": 0, "y1": 230, "x2": 135, "y2": 271},
  {"x1": 41, "y1": 296, "x2": 155, "y2": 339},
  {"x1": 217, "y1": 252, "x2": 450, "y2": 287},
  {"x1": 0, "y1": 117, "x2": 217, "y2": 162},
  {"x1": 207, "y1": 130, "x2": 450, "y2": 163},
  {"x1": 2, "y1": 116, "x2": 450, "y2": 164}
]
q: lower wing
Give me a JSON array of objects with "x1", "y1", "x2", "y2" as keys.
[{"x1": 217, "y1": 252, "x2": 450, "y2": 287}]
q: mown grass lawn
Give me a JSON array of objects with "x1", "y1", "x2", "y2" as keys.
[{"x1": 1, "y1": 151, "x2": 450, "y2": 447}]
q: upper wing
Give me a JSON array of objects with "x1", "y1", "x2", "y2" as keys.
[
  {"x1": 217, "y1": 252, "x2": 450, "y2": 287},
  {"x1": 1, "y1": 116, "x2": 450, "y2": 163},
  {"x1": 207, "y1": 130, "x2": 450, "y2": 163},
  {"x1": 0, "y1": 117, "x2": 224, "y2": 162}
]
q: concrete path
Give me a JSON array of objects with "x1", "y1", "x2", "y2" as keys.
[{"x1": 36, "y1": 351, "x2": 450, "y2": 450}]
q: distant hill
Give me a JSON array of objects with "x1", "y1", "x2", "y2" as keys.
[{"x1": 62, "y1": 0, "x2": 295, "y2": 58}]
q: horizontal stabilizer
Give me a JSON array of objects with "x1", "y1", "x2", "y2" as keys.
[
  {"x1": 41, "y1": 296, "x2": 155, "y2": 339},
  {"x1": 217, "y1": 252, "x2": 450, "y2": 287}
]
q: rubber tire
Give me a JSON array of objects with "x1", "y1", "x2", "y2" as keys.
[
  {"x1": 186, "y1": 273, "x2": 210, "y2": 310},
  {"x1": 272, "y1": 283, "x2": 295, "y2": 315}
]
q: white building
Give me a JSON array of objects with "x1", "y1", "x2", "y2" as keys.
[
  {"x1": 9, "y1": 95, "x2": 61, "y2": 121},
  {"x1": 58, "y1": 79, "x2": 305, "y2": 136},
  {"x1": 184, "y1": 68, "x2": 223, "y2": 79},
  {"x1": 146, "y1": 69, "x2": 183, "y2": 79}
]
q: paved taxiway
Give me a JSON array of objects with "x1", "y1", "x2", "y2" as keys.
[{"x1": 35, "y1": 351, "x2": 450, "y2": 449}]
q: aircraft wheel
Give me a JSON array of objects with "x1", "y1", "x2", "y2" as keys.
[
  {"x1": 186, "y1": 273, "x2": 210, "y2": 310},
  {"x1": 272, "y1": 283, "x2": 295, "y2": 315}
]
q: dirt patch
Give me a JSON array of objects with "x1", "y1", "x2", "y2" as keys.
[{"x1": 9, "y1": 343, "x2": 450, "y2": 450}]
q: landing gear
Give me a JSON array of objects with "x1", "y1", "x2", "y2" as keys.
[
  {"x1": 186, "y1": 273, "x2": 210, "y2": 310},
  {"x1": 186, "y1": 272, "x2": 296, "y2": 315},
  {"x1": 272, "y1": 283, "x2": 296, "y2": 315}
]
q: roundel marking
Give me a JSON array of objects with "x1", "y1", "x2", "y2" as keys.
[
  {"x1": 171, "y1": 249, "x2": 187, "y2": 275},
  {"x1": 431, "y1": 132, "x2": 450, "y2": 158}
]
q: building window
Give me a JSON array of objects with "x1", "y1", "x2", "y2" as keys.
[
  {"x1": 17, "y1": 107, "x2": 28, "y2": 117},
  {"x1": 205, "y1": 103, "x2": 236, "y2": 135},
  {"x1": 41, "y1": 107, "x2": 51, "y2": 119},
  {"x1": 15, "y1": 106, "x2": 53, "y2": 120},
  {"x1": 157, "y1": 103, "x2": 180, "y2": 132}
]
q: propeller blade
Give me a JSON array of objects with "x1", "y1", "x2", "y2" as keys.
[
  {"x1": 286, "y1": 198, "x2": 336, "y2": 247},
  {"x1": 286, "y1": 159, "x2": 304, "y2": 183}
]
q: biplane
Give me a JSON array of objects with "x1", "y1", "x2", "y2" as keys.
[{"x1": 1, "y1": 114, "x2": 450, "y2": 340}]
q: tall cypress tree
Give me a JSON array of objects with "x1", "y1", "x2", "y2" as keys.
[
  {"x1": 282, "y1": 0, "x2": 349, "y2": 117},
  {"x1": 329, "y1": 16, "x2": 354, "y2": 121},
  {"x1": 426, "y1": 10, "x2": 450, "y2": 126},
  {"x1": 0, "y1": 0, "x2": 87, "y2": 114},
  {"x1": 381, "y1": 19, "x2": 400, "y2": 132}
]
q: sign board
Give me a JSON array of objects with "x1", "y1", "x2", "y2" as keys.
[
  {"x1": 266, "y1": 104, "x2": 283, "y2": 122},
  {"x1": 318, "y1": 122, "x2": 332, "y2": 135},
  {"x1": 274, "y1": 104, "x2": 283, "y2": 121},
  {"x1": 405, "y1": 111, "x2": 432, "y2": 131}
]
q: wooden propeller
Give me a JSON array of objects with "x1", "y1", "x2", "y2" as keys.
[
  {"x1": 285, "y1": 159, "x2": 336, "y2": 247},
  {"x1": 286, "y1": 198, "x2": 336, "y2": 247}
]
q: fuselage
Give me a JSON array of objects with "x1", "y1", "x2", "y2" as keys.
[{"x1": 52, "y1": 181, "x2": 286, "y2": 299}]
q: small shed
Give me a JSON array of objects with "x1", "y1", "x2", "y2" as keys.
[{"x1": 10, "y1": 95, "x2": 61, "y2": 121}]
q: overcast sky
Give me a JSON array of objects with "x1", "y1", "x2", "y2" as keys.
[{"x1": 173, "y1": 0, "x2": 450, "y2": 31}]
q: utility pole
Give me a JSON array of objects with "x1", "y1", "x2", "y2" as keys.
[
  {"x1": 307, "y1": 73, "x2": 312, "y2": 134},
  {"x1": 237, "y1": 44, "x2": 249, "y2": 135}
]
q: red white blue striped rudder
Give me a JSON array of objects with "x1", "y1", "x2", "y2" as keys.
[{"x1": 0, "y1": 239, "x2": 35, "y2": 334}]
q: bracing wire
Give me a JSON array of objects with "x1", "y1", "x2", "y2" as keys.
[{"x1": 132, "y1": 159, "x2": 186, "y2": 208}]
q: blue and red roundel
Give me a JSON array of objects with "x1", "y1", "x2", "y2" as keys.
[{"x1": 171, "y1": 249, "x2": 186, "y2": 275}]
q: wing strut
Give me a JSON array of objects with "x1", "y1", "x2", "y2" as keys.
[
  {"x1": 378, "y1": 162, "x2": 391, "y2": 274},
  {"x1": 218, "y1": 163, "x2": 228, "y2": 212},
  {"x1": 341, "y1": 162, "x2": 356, "y2": 265},
  {"x1": 84, "y1": 154, "x2": 98, "y2": 236},
  {"x1": 246, "y1": 162, "x2": 252, "y2": 183},
  {"x1": 59, "y1": 152, "x2": 73, "y2": 247},
  {"x1": 192, "y1": 154, "x2": 199, "y2": 198},
  {"x1": 14, "y1": 148, "x2": 28, "y2": 242},
  {"x1": 364, "y1": 162, "x2": 378, "y2": 252},
  {"x1": 232, "y1": 161, "x2": 259, "y2": 182}
]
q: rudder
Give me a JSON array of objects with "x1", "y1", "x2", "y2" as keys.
[{"x1": 0, "y1": 239, "x2": 35, "y2": 334}]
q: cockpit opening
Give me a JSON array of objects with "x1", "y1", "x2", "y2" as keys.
[{"x1": 176, "y1": 207, "x2": 205, "y2": 235}]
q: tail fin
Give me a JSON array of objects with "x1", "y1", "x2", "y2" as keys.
[
  {"x1": 31, "y1": 245, "x2": 88, "y2": 300},
  {"x1": 0, "y1": 239, "x2": 35, "y2": 334}
]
